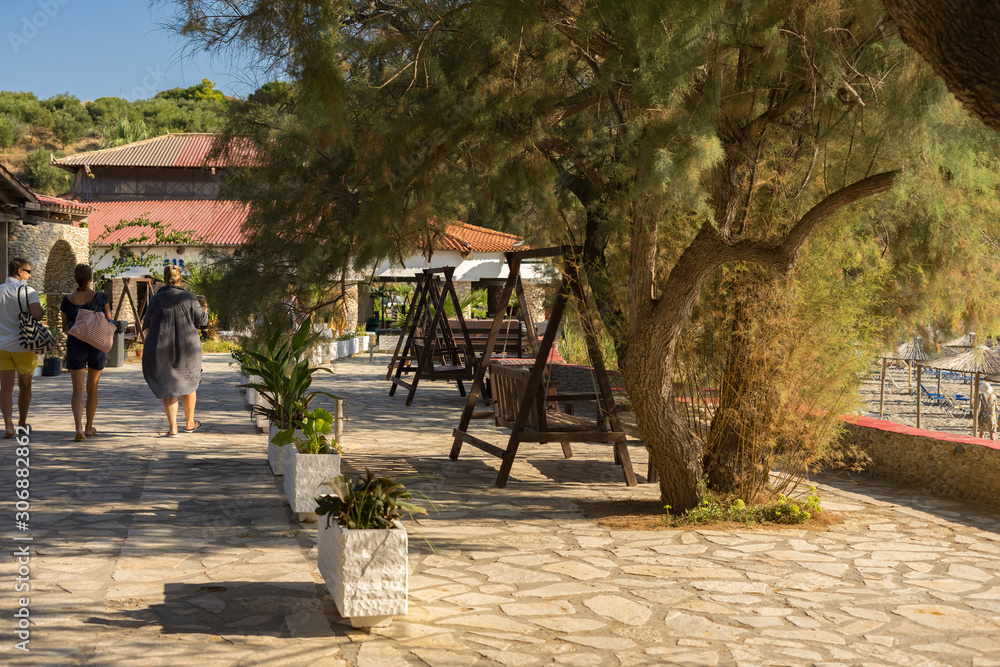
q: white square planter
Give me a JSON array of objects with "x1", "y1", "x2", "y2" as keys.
[
  {"x1": 318, "y1": 519, "x2": 408, "y2": 627},
  {"x1": 267, "y1": 424, "x2": 303, "y2": 475},
  {"x1": 284, "y1": 451, "x2": 341, "y2": 514},
  {"x1": 267, "y1": 422, "x2": 286, "y2": 475},
  {"x1": 335, "y1": 341, "x2": 347, "y2": 359}
]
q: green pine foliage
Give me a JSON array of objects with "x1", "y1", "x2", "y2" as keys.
[{"x1": 166, "y1": 0, "x2": 1000, "y2": 509}]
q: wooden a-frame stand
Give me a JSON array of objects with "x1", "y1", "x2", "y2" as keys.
[
  {"x1": 386, "y1": 267, "x2": 479, "y2": 406},
  {"x1": 384, "y1": 273, "x2": 426, "y2": 382},
  {"x1": 450, "y1": 246, "x2": 637, "y2": 488},
  {"x1": 111, "y1": 277, "x2": 151, "y2": 343}
]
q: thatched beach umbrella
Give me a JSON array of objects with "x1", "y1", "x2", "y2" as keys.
[
  {"x1": 943, "y1": 332, "x2": 979, "y2": 396},
  {"x1": 945, "y1": 332, "x2": 977, "y2": 348},
  {"x1": 925, "y1": 346, "x2": 1000, "y2": 436},
  {"x1": 889, "y1": 337, "x2": 935, "y2": 429}
]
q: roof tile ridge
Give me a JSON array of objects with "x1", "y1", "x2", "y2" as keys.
[
  {"x1": 54, "y1": 133, "x2": 173, "y2": 163},
  {"x1": 455, "y1": 220, "x2": 518, "y2": 238}
]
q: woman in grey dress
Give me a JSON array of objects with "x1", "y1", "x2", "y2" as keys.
[{"x1": 141, "y1": 266, "x2": 209, "y2": 436}]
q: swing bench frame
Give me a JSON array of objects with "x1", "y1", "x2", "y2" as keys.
[
  {"x1": 387, "y1": 267, "x2": 479, "y2": 406},
  {"x1": 450, "y1": 246, "x2": 638, "y2": 488}
]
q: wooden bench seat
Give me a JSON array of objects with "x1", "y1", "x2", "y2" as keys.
[
  {"x1": 450, "y1": 362, "x2": 636, "y2": 486},
  {"x1": 451, "y1": 319, "x2": 525, "y2": 358}
]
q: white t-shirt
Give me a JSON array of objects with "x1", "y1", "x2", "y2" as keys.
[{"x1": 0, "y1": 276, "x2": 40, "y2": 353}]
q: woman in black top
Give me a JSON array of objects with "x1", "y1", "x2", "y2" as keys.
[{"x1": 60, "y1": 264, "x2": 112, "y2": 442}]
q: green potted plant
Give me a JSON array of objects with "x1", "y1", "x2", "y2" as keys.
[
  {"x1": 315, "y1": 471, "x2": 426, "y2": 628},
  {"x1": 272, "y1": 407, "x2": 342, "y2": 517},
  {"x1": 240, "y1": 317, "x2": 335, "y2": 474}
]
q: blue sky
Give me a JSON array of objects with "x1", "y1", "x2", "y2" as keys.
[{"x1": 2, "y1": 0, "x2": 261, "y2": 101}]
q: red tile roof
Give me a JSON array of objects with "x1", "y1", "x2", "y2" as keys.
[
  {"x1": 83, "y1": 200, "x2": 525, "y2": 253},
  {"x1": 83, "y1": 199, "x2": 248, "y2": 245},
  {"x1": 434, "y1": 221, "x2": 527, "y2": 253},
  {"x1": 35, "y1": 193, "x2": 91, "y2": 214},
  {"x1": 54, "y1": 133, "x2": 256, "y2": 169}
]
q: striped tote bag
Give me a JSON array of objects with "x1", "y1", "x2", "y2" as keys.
[{"x1": 17, "y1": 286, "x2": 57, "y2": 353}]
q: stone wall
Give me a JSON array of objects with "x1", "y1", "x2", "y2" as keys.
[
  {"x1": 522, "y1": 282, "x2": 548, "y2": 326},
  {"x1": 841, "y1": 416, "x2": 1000, "y2": 511},
  {"x1": 9, "y1": 220, "x2": 89, "y2": 295},
  {"x1": 453, "y1": 280, "x2": 472, "y2": 316},
  {"x1": 343, "y1": 283, "x2": 359, "y2": 331},
  {"x1": 8, "y1": 220, "x2": 89, "y2": 329}
]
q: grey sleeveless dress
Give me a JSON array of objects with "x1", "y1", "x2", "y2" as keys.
[{"x1": 141, "y1": 285, "x2": 208, "y2": 399}]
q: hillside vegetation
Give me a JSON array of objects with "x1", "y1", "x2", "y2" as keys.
[{"x1": 0, "y1": 79, "x2": 228, "y2": 195}]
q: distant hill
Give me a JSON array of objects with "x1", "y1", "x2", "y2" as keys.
[{"x1": 0, "y1": 80, "x2": 229, "y2": 194}]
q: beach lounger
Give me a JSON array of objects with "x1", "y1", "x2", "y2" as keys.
[
  {"x1": 943, "y1": 390, "x2": 971, "y2": 417},
  {"x1": 884, "y1": 371, "x2": 906, "y2": 394},
  {"x1": 920, "y1": 384, "x2": 945, "y2": 404}
]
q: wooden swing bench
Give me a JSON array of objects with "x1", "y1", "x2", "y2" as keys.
[
  {"x1": 455, "y1": 319, "x2": 525, "y2": 359},
  {"x1": 488, "y1": 361, "x2": 628, "y2": 455},
  {"x1": 450, "y1": 246, "x2": 638, "y2": 488},
  {"x1": 390, "y1": 327, "x2": 473, "y2": 403},
  {"x1": 387, "y1": 268, "x2": 479, "y2": 406}
]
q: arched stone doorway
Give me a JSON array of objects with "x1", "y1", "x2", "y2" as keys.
[
  {"x1": 43, "y1": 239, "x2": 79, "y2": 341},
  {"x1": 7, "y1": 219, "x2": 89, "y2": 328}
]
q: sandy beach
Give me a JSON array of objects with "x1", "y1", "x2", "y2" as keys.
[{"x1": 858, "y1": 362, "x2": 998, "y2": 439}]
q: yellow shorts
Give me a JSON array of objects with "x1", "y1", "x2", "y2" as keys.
[{"x1": 0, "y1": 350, "x2": 38, "y2": 375}]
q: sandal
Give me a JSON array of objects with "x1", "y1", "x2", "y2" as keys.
[
  {"x1": 164, "y1": 432, "x2": 179, "y2": 438},
  {"x1": 184, "y1": 421, "x2": 203, "y2": 433},
  {"x1": 84, "y1": 428, "x2": 97, "y2": 438},
  {"x1": 74, "y1": 433, "x2": 85, "y2": 442}
]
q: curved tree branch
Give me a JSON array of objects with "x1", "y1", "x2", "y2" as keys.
[{"x1": 722, "y1": 169, "x2": 898, "y2": 270}]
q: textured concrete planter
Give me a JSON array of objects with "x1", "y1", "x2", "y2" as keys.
[
  {"x1": 267, "y1": 424, "x2": 304, "y2": 475},
  {"x1": 245, "y1": 375, "x2": 261, "y2": 409},
  {"x1": 360, "y1": 335, "x2": 370, "y2": 353},
  {"x1": 284, "y1": 450, "x2": 341, "y2": 515},
  {"x1": 318, "y1": 519, "x2": 408, "y2": 627},
  {"x1": 334, "y1": 341, "x2": 347, "y2": 359}
]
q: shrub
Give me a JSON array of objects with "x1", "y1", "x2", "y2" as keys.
[
  {"x1": 664, "y1": 484, "x2": 823, "y2": 526},
  {"x1": 86, "y1": 97, "x2": 140, "y2": 125},
  {"x1": 21, "y1": 149, "x2": 70, "y2": 194},
  {"x1": 272, "y1": 406, "x2": 340, "y2": 455},
  {"x1": 315, "y1": 470, "x2": 427, "y2": 529}
]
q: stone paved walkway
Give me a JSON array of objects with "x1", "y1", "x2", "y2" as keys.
[{"x1": 2, "y1": 354, "x2": 1000, "y2": 666}]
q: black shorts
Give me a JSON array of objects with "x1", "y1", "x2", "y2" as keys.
[{"x1": 66, "y1": 335, "x2": 107, "y2": 371}]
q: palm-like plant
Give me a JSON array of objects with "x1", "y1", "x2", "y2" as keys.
[{"x1": 240, "y1": 316, "x2": 336, "y2": 428}]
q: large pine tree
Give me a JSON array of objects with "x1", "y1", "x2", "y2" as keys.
[{"x1": 173, "y1": 0, "x2": 1000, "y2": 511}]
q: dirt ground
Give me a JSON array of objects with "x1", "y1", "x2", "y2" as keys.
[{"x1": 575, "y1": 498, "x2": 843, "y2": 531}]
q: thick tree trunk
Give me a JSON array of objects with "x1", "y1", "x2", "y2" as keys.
[
  {"x1": 883, "y1": 1, "x2": 1000, "y2": 134},
  {"x1": 624, "y1": 320, "x2": 703, "y2": 513},
  {"x1": 615, "y1": 173, "x2": 897, "y2": 513}
]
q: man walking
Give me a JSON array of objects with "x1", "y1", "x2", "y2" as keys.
[{"x1": 0, "y1": 258, "x2": 44, "y2": 437}]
